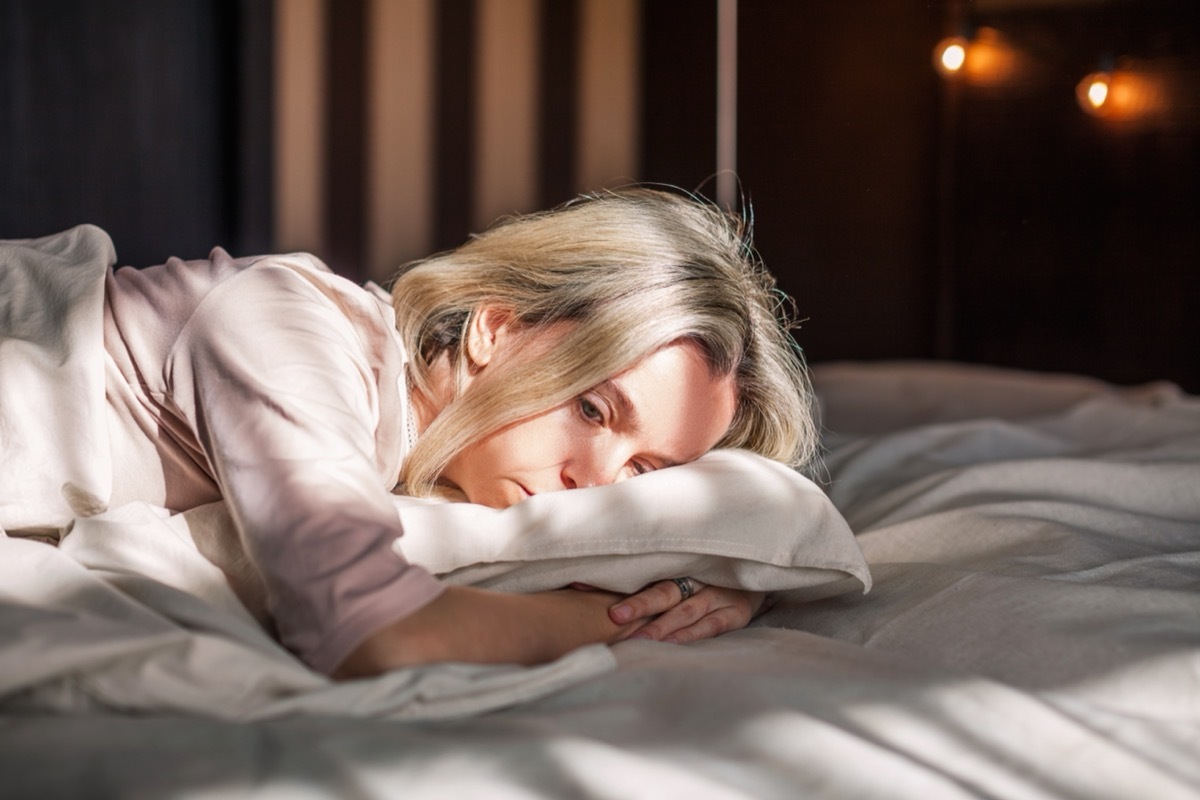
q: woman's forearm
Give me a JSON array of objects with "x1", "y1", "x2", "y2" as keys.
[{"x1": 332, "y1": 585, "x2": 635, "y2": 679}]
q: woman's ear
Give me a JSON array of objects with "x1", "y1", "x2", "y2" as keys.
[{"x1": 464, "y1": 305, "x2": 515, "y2": 369}]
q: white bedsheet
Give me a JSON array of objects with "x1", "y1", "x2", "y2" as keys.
[{"x1": 3, "y1": 361, "x2": 1199, "y2": 799}]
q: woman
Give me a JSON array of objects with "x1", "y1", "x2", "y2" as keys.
[{"x1": 3, "y1": 188, "x2": 817, "y2": 679}]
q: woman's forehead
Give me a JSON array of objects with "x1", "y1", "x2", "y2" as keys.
[{"x1": 604, "y1": 342, "x2": 738, "y2": 463}]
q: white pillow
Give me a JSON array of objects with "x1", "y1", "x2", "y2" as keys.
[{"x1": 392, "y1": 449, "x2": 871, "y2": 596}]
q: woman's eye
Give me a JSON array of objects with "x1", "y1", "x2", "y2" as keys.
[
  {"x1": 578, "y1": 396, "x2": 604, "y2": 423},
  {"x1": 630, "y1": 460, "x2": 652, "y2": 477}
]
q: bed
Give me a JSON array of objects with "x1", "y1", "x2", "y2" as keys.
[{"x1": 2, "y1": 351, "x2": 1197, "y2": 798}]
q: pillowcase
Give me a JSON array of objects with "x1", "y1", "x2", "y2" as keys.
[{"x1": 392, "y1": 449, "x2": 871, "y2": 596}]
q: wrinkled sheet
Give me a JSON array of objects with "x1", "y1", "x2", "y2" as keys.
[
  {"x1": 0, "y1": 452, "x2": 867, "y2": 721},
  {"x1": 0, "y1": 521, "x2": 617, "y2": 721},
  {"x1": 3, "y1": 361, "x2": 1199, "y2": 799}
]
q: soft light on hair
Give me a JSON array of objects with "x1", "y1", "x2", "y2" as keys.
[{"x1": 388, "y1": 187, "x2": 817, "y2": 497}]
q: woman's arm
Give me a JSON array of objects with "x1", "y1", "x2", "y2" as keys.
[
  {"x1": 165, "y1": 259, "x2": 446, "y2": 673},
  {"x1": 334, "y1": 582, "x2": 768, "y2": 679},
  {"x1": 332, "y1": 585, "x2": 643, "y2": 678}
]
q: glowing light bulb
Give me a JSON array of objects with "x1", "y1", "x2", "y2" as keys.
[
  {"x1": 934, "y1": 29, "x2": 1025, "y2": 86},
  {"x1": 941, "y1": 43, "x2": 966, "y2": 72},
  {"x1": 934, "y1": 37, "x2": 969, "y2": 77},
  {"x1": 1077, "y1": 71, "x2": 1115, "y2": 116}
]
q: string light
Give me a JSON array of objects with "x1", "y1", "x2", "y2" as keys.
[
  {"x1": 933, "y1": 29, "x2": 1172, "y2": 124},
  {"x1": 931, "y1": 28, "x2": 1024, "y2": 86},
  {"x1": 1075, "y1": 58, "x2": 1167, "y2": 121},
  {"x1": 934, "y1": 37, "x2": 969, "y2": 76},
  {"x1": 1078, "y1": 71, "x2": 1111, "y2": 112}
]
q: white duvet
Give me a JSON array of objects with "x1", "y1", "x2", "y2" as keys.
[
  {"x1": 3, "y1": 227, "x2": 1199, "y2": 798},
  {"x1": 3, "y1": 361, "x2": 1198, "y2": 799},
  {"x1": 0, "y1": 448, "x2": 870, "y2": 720},
  {"x1": 0, "y1": 226, "x2": 869, "y2": 720}
]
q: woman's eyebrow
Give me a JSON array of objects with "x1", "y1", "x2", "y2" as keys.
[
  {"x1": 601, "y1": 379, "x2": 640, "y2": 429},
  {"x1": 601, "y1": 380, "x2": 681, "y2": 469}
]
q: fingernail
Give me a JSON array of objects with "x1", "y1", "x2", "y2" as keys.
[
  {"x1": 610, "y1": 604, "x2": 632, "y2": 623},
  {"x1": 628, "y1": 631, "x2": 652, "y2": 640}
]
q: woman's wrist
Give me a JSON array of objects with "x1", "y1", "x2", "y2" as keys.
[{"x1": 332, "y1": 585, "x2": 632, "y2": 679}]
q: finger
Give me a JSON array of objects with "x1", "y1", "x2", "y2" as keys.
[
  {"x1": 608, "y1": 579, "x2": 707, "y2": 624},
  {"x1": 630, "y1": 587, "x2": 761, "y2": 643},
  {"x1": 663, "y1": 589, "x2": 765, "y2": 643},
  {"x1": 628, "y1": 596, "x2": 711, "y2": 641},
  {"x1": 661, "y1": 606, "x2": 747, "y2": 644}
]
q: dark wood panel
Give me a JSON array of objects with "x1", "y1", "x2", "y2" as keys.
[
  {"x1": 949, "y1": 0, "x2": 1200, "y2": 390},
  {"x1": 227, "y1": 0, "x2": 275, "y2": 257},
  {"x1": 433, "y1": 0, "x2": 477, "y2": 252},
  {"x1": 325, "y1": 0, "x2": 367, "y2": 280},
  {"x1": 642, "y1": 1, "x2": 943, "y2": 365},
  {"x1": 0, "y1": 0, "x2": 272, "y2": 267},
  {"x1": 734, "y1": 0, "x2": 943, "y2": 364},
  {"x1": 639, "y1": 0, "x2": 718, "y2": 194},
  {"x1": 643, "y1": 0, "x2": 1199, "y2": 391},
  {"x1": 538, "y1": 0, "x2": 580, "y2": 208}
]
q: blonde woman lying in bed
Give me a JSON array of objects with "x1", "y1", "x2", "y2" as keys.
[{"x1": 3, "y1": 188, "x2": 817, "y2": 679}]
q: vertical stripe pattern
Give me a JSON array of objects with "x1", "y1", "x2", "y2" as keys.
[
  {"x1": 274, "y1": 0, "x2": 326, "y2": 257},
  {"x1": 716, "y1": 0, "x2": 738, "y2": 210},
  {"x1": 325, "y1": 0, "x2": 368, "y2": 280},
  {"x1": 275, "y1": 0, "x2": 653, "y2": 280},
  {"x1": 576, "y1": 0, "x2": 641, "y2": 194},
  {"x1": 475, "y1": 0, "x2": 540, "y2": 231},
  {"x1": 433, "y1": 0, "x2": 477, "y2": 253},
  {"x1": 367, "y1": 0, "x2": 434, "y2": 285},
  {"x1": 538, "y1": 0, "x2": 580, "y2": 208}
]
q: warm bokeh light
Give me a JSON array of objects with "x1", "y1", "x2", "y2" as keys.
[
  {"x1": 933, "y1": 29, "x2": 1025, "y2": 86},
  {"x1": 1076, "y1": 62, "x2": 1168, "y2": 121},
  {"x1": 934, "y1": 37, "x2": 969, "y2": 76},
  {"x1": 1084, "y1": 74, "x2": 1110, "y2": 109}
]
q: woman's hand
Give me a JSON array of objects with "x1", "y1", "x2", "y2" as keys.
[{"x1": 607, "y1": 580, "x2": 767, "y2": 645}]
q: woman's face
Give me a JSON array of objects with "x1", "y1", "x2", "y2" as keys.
[{"x1": 440, "y1": 338, "x2": 738, "y2": 509}]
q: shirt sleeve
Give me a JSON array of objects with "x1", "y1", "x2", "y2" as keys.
[{"x1": 163, "y1": 260, "x2": 444, "y2": 674}]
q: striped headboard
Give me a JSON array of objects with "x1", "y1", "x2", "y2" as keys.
[{"x1": 274, "y1": 0, "x2": 650, "y2": 285}]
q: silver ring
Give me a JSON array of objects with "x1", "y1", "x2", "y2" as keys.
[{"x1": 672, "y1": 577, "x2": 695, "y2": 601}]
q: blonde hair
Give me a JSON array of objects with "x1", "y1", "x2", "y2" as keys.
[{"x1": 389, "y1": 187, "x2": 817, "y2": 496}]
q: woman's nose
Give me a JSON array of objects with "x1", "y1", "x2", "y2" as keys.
[{"x1": 561, "y1": 445, "x2": 624, "y2": 490}]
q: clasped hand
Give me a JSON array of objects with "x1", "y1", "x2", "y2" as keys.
[{"x1": 574, "y1": 580, "x2": 767, "y2": 645}]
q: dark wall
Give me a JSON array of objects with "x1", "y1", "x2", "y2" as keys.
[
  {"x1": 737, "y1": 1, "x2": 943, "y2": 365},
  {"x1": 643, "y1": 0, "x2": 941, "y2": 366},
  {"x1": 947, "y1": 0, "x2": 1200, "y2": 390},
  {"x1": 643, "y1": 0, "x2": 1200, "y2": 392},
  {"x1": 7, "y1": 1, "x2": 1197, "y2": 389},
  {"x1": 0, "y1": 0, "x2": 272, "y2": 268},
  {"x1": 641, "y1": 0, "x2": 717, "y2": 196}
]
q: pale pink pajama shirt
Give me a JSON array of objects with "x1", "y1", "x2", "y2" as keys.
[{"x1": 102, "y1": 248, "x2": 444, "y2": 673}]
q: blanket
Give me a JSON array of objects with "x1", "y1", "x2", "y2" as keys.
[
  {"x1": 0, "y1": 226, "x2": 868, "y2": 719},
  {"x1": 2, "y1": 361, "x2": 1197, "y2": 799}
]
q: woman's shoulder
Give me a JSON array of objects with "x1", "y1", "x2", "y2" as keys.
[
  {"x1": 110, "y1": 248, "x2": 383, "y2": 326},
  {"x1": 109, "y1": 247, "x2": 332, "y2": 298},
  {"x1": 107, "y1": 248, "x2": 400, "y2": 373},
  {"x1": 217, "y1": 252, "x2": 399, "y2": 343}
]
